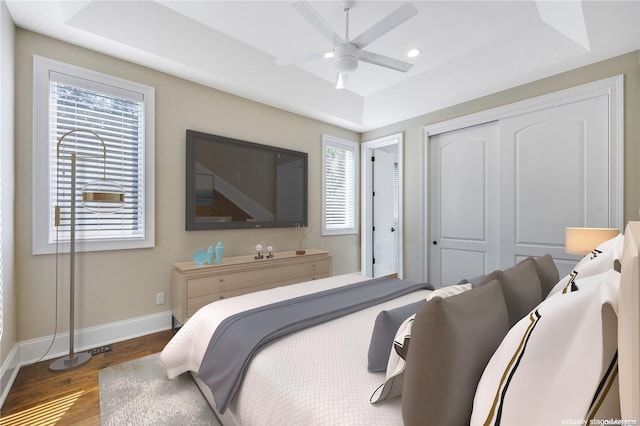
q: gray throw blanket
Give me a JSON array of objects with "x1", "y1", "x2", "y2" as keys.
[{"x1": 197, "y1": 277, "x2": 433, "y2": 413}]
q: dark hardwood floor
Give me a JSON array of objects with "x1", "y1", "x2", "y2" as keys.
[{"x1": 0, "y1": 329, "x2": 174, "y2": 426}]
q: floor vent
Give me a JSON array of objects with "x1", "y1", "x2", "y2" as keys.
[{"x1": 87, "y1": 345, "x2": 112, "y2": 356}]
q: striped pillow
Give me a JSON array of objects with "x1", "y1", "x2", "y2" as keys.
[
  {"x1": 471, "y1": 269, "x2": 621, "y2": 425},
  {"x1": 547, "y1": 233, "x2": 623, "y2": 297}
]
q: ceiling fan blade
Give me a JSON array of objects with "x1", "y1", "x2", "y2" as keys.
[
  {"x1": 335, "y1": 72, "x2": 348, "y2": 89},
  {"x1": 351, "y1": 2, "x2": 418, "y2": 49},
  {"x1": 292, "y1": 1, "x2": 344, "y2": 46},
  {"x1": 358, "y1": 50, "x2": 414, "y2": 72},
  {"x1": 275, "y1": 51, "x2": 331, "y2": 67}
]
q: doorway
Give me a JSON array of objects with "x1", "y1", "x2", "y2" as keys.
[{"x1": 361, "y1": 133, "x2": 403, "y2": 278}]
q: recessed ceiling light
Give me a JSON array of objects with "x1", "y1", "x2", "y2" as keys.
[{"x1": 406, "y1": 48, "x2": 421, "y2": 58}]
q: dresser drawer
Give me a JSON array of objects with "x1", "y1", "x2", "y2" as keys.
[{"x1": 187, "y1": 258, "x2": 331, "y2": 298}]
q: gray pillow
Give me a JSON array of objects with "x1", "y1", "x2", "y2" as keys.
[
  {"x1": 401, "y1": 280, "x2": 510, "y2": 426},
  {"x1": 462, "y1": 271, "x2": 498, "y2": 288},
  {"x1": 497, "y1": 258, "x2": 543, "y2": 326},
  {"x1": 529, "y1": 254, "x2": 560, "y2": 298},
  {"x1": 474, "y1": 270, "x2": 500, "y2": 288},
  {"x1": 462, "y1": 257, "x2": 550, "y2": 324},
  {"x1": 367, "y1": 299, "x2": 426, "y2": 372}
]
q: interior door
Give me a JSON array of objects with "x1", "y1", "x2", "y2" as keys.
[
  {"x1": 372, "y1": 149, "x2": 398, "y2": 277},
  {"x1": 428, "y1": 122, "x2": 500, "y2": 286}
]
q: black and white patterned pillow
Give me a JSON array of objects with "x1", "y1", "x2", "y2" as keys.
[{"x1": 547, "y1": 233, "x2": 622, "y2": 297}]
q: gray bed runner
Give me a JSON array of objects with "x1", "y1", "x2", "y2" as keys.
[{"x1": 198, "y1": 277, "x2": 433, "y2": 413}]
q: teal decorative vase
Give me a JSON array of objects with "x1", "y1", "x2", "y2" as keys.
[{"x1": 215, "y1": 241, "x2": 224, "y2": 264}]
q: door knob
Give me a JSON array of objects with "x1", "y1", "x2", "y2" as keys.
[
  {"x1": 391, "y1": 227, "x2": 396, "y2": 232},
  {"x1": 432, "y1": 241, "x2": 438, "y2": 245}
]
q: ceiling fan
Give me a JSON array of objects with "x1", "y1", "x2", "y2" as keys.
[{"x1": 276, "y1": 1, "x2": 418, "y2": 89}]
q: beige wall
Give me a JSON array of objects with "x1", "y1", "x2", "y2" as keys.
[
  {"x1": 14, "y1": 29, "x2": 360, "y2": 342},
  {"x1": 1, "y1": 0, "x2": 16, "y2": 367},
  {"x1": 363, "y1": 51, "x2": 640, "y2": 282}
]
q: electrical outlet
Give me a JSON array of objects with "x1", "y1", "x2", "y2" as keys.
[{"x1": 156, "y1": 292, "x2": 165, "y2": 305}]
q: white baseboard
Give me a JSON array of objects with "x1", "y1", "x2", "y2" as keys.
[
  {"x1": 0, "y1": 310, "x2": 172, "y2": 408},
  {"x1": 0, "y1": 344, "x2": 19, "y2": 409}
]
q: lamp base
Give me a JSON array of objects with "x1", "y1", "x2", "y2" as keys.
[{"x1": 49, "y1": 352, "x2": 92, "y2": 372}]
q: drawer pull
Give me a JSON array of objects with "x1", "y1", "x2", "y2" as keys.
[{"x1": 219, "y1": 295, "x2": 225, "y2": 300}]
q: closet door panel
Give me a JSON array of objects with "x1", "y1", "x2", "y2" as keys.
[
  {"x1": 515, "y1": 119, "x2": 584, "y2": 245},
  {"x1": 428, "y1": 122, "x2": 500, "y2": 287},
  {"x1": 500, "y1": 95, "x2": 610, "y2": 266},
  {"x1": 440, "y1": 138, "x2": 486, "y2": 241}
]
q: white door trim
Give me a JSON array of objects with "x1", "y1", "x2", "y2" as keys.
[
  {"x1": 361, "y1": 133, "x2": 404, "y2": 278},
  {"x1": 422, "y1": 75, "x2": 624, "y2": 282}
]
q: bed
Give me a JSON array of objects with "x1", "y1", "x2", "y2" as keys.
[{"x1": 160, "y1": 221, "x2": 640, "y2": 426}]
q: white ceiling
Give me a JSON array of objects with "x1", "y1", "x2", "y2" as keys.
[{"x1": 7, "y1": 1, "x2": 640, "y2": 132}]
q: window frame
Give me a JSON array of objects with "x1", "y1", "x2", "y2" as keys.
[
  {"x1": 32, "y1": 55, "x2": 155, "y2": 254},
  {"x1": 322, "y1": 134, "x2": 359, "y2": 236}
]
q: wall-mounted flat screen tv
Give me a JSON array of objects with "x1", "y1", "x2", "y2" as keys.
[{"x1": 186, "y1": 130, "x2": 308, "y2": 230}]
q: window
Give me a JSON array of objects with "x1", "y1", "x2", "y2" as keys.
[
  {"x1": 33, "y1": 56, "x2": 155, "y2": 254},
  {"x1": 322, "y1": 135, "x2": 358, "y2": 235}
]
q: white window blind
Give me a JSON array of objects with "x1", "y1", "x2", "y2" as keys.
[
  {"x1": 393, "y1": 161, "x2": 399, "y2": 221},
  {"x1": 33, "y1": 56, "x2": 155, "y2": 254},
  {"x1": 322, "y1": 135, "x2": 358, "y2": 235},
  {"x1": 50, "y1": 79, "x2": 144, "y2": 242}
]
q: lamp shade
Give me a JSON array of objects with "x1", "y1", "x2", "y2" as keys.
[
  {"x1": 565, "y1": 227, "x2": 620, "y2": 255},
  {"x1": 82, "y1": 179, "x2": 125, "y2": 213}
]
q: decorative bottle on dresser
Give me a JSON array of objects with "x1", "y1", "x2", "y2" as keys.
[{"x1": 215, "y1": 241, "x2": 224, "y2": 264}]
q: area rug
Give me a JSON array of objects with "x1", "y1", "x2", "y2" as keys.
[{"x1": 99, "y1": 353, "x2": 220, "y2": 426}]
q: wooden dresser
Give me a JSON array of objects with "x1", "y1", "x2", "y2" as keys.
[{"x1": 171, "y1": 249, "x2": 332, "y2": 325}]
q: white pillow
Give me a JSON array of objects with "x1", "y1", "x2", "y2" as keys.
[
  {"x1": 547, "y1": 233, "x2": 623, "y2": 297},
  {"x1": 369, "y1": 313, "x2": 413, "y2": 403},
  {"x1": 471, "y1": 269, "x2": 620, "y2": 425},
  {"x1": 369, "y1": 283, "x2": 472, "y2": 403},
  {"x1": 429, "y1": 282, "x2": 473, "y2": 299}
]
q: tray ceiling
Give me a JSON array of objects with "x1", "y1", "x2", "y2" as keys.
[{"x1": 7, "y1": 1, "x2": 640, "y2": 131}]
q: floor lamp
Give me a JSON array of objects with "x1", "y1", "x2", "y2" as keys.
[{"x1": 50, "y1": 129, "x2": 125, "y2": 372}]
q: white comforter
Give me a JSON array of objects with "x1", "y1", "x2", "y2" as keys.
[{"x1": 160, "y1": 273, "x2": 433, "y2": 425}]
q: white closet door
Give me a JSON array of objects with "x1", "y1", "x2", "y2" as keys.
[
  {"x1": 429, "y1": 122, "x2": 500, "y2": 287},
  {"x1": 499, "y1": 94, "x2": 610, "y2": 275}
]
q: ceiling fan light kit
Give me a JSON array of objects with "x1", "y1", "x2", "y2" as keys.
[
  {"x1": 336, "y1": 72, "x2": 347, "y2": 90},
  {"x1": 334, "y1": 43, "x2": 359, "y2": 73},
  {"x1": 278, "y1": 0, "x2": 418, "y2": 89}
]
